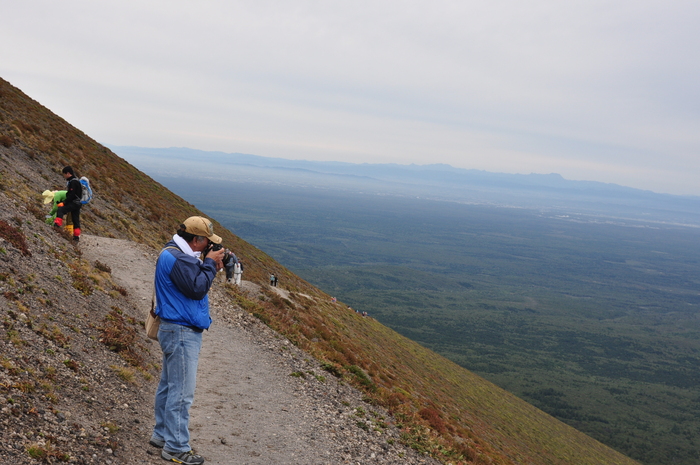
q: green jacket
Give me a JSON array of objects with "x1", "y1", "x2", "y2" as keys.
[{"x1": 45, "y1": 191, "x2": 67, "y2": 223}]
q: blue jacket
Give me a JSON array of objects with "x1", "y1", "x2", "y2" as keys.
[{"x1": 154, "y1": 240, "x2": 217, "y2": 329}]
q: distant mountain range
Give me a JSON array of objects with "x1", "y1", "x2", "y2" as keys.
[{"x1": 110, "y1": 145, "x2": 700, "y2": 227}]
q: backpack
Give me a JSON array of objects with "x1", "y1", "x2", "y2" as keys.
[{"x1": 79, "y1": 177, "x2": 93, "y2": 204}]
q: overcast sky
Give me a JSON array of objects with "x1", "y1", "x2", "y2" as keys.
[{"x1": 2, "y1": 1, "x2": 699, "y2": 195}]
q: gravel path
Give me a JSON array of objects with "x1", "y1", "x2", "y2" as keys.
[
  {"x1": 189, "y1": 317, "x2": 338, "y2": 464},
  {"x1": 80, "y1": 235, "x2": 439, "y2": 465}
]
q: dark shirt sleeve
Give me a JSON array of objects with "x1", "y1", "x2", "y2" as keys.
[{"x1": 169, "y1": 255, "x2": 218, "y2": 300}]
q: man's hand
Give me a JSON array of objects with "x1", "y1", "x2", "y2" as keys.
[{"x1": 206, "y1": 247, "x2": 225, "y2": 271}]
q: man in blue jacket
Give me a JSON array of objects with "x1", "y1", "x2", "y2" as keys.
[{"x1": 150, "y1": 216, "x2": 225, "y2": 464}]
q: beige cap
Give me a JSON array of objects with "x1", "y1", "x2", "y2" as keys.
[
  {"x1": 42, "y1": 190, "x2": 55, "y2": 204},
  {"x1": 182, "y1": 216, "x2": 222, "y2": 244}
]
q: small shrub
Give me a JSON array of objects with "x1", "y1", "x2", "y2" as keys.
[
  {"x1": 0, "y1": 134, "x2": 13, "y2": 147},
  {"x1": 7, "y1": 329, "x2": 26, "y2": 346},
  {"x1": 101, "y1": 421, "x2": 120, "y2": 434},
  {"x1": 63, "y1": 359, "x2": 79, "y2": 372},
  {"x1": 113, "y1": 366, "x2": 135, "y2": 383},
  {"x1": 15, "y1": 380, "x2": 36, "y2": 393},
  {"x1": 362, "y1": 395, "x2": 377, "y2": 405},
  {"x1": 26, "y1": 445, "x2": 46, "y2": 460},
  {"x1": 94, "y1": 260, "x2": 111, "y2": 273},
  {"x1": 138, "y1": 366, "x2": 153, "y2": 382},
  {"x1": 44, "y1": 365, "x2": 57, "y2": 381},
  {"x1": 26, "y1": 202, "x2": 44, "y2": 221},
  {"x1": 1, "y1": 358, "x2": 19, "y2": 375},
  {"x1": 0, "y1": 219, "x2": 31, "y2": 256},
  {"x1": 346, "y1": 365, "x2": 376, "y2": 391},
  {"x1": 12, "y1": 119, "x2": 40, "y2": 134},
  {"x1": 69, "y1": 262, "x2": 93, "y2": 296},
  {"x1": 419, "y1": 407, "x2": 447, "y2": 434},
  {"x1": 113, "y1": 285, "x2": 128, "y2": 296},
  {"x1": 321, "y1": 362, "x2": 343, "y2": 378},
  {"x1": 269, "y1": 295, "x2": 286, "y2": 308},
  {"x1": 386, "y1": 390, "x2": 410, "y2": 408},
  {"x1": 26, "y1": 443, "x2": 70, "y2": 462},
  {"x1": 252, "y1": 312, "x2": 270, "y2": 326},
  {"x1": 101, "y1": 309, "x2": 144, "y2": 368},
  {"x1": 36, "y1": 324, "x2": 70, "y2": 348}
]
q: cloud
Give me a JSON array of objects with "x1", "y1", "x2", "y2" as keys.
[{"x1": 2, "y1": 0, "x2": 699, "y2": 194}]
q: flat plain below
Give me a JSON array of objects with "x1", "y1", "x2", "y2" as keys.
[{"x1": 157, "y1": 177, "x2": 700, "y2": 465}]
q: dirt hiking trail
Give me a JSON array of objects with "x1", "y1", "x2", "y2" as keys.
[{"x1": 80, "y1": 235, "x2": 438, "y2": 465}]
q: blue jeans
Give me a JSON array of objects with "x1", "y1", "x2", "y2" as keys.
[{"x1": 152, "y1": 321, "x2": 203, "y2": 453}]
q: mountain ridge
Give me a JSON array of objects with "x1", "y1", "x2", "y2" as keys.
[
  {"x1": 110, "y1": 145, "x2": 700, "y2": 229},
  {"x1": 0, "y1": 77, "x2": 637, "y2": 464},
  {"x1": 109, "y1": 145, "x2": 690, "y2": 197}
]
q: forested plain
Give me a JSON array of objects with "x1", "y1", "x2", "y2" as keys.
[{"x1": 152, "y1": 176, "x2": 700, "y2": 465}]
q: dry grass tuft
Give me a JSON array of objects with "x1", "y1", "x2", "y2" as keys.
[
  {"x1": 0, "y1": 134, "x2": 13, "y2": 147},
  {"x1": 0, "y1": 219, "x2": 31, "y2": 256},
  {"x1": 100, "y1": 308, "x2": 147, "y2": 369}
]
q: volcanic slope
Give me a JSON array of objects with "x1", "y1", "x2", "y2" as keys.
[{"x1": 0, "y1": 77, "x2": 637, "y2": 464}]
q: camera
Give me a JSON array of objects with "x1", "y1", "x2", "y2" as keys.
[{"x1": 204, "y1": 242, "x2": 223, "y2": 258}]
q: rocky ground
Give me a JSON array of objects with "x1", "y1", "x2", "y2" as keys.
[{"x1": 0, "y1": 226, "x2": 440, "y2": 464}]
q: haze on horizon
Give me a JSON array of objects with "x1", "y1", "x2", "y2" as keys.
[{"x1": 2, "y1": 1, "x2": 699, "y2": 196}]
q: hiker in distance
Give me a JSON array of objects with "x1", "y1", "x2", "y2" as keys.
[
  {"x1": 52, "y1": 166, "x2": 82, "y2": 242},
  {"x1": 150, "y1": 216, "x2": 225, "y2": 465},
  {"x1": 223, "y1": 248, "x2": 237, "y2": 284},
  {"x1": 233, "y1": 259, "x2": 243, "y2": 285},
  {"x1": 42, "y1": 189, "x2": 74, "y2": 234}
]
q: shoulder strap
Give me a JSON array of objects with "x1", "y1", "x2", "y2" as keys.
[{"x1": 152, "y1": 246, "x2": 182, "y2": 311}]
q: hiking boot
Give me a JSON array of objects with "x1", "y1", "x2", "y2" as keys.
[
  {"x1": 161, "y1": 449, "x2": 204, "y2": 464},
  {"x1": 72, "y1": 236, "x2": 80, "y2": 243},
  {"x1": 148, "y1": 436, "x2": 165, "y2": 448}
]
